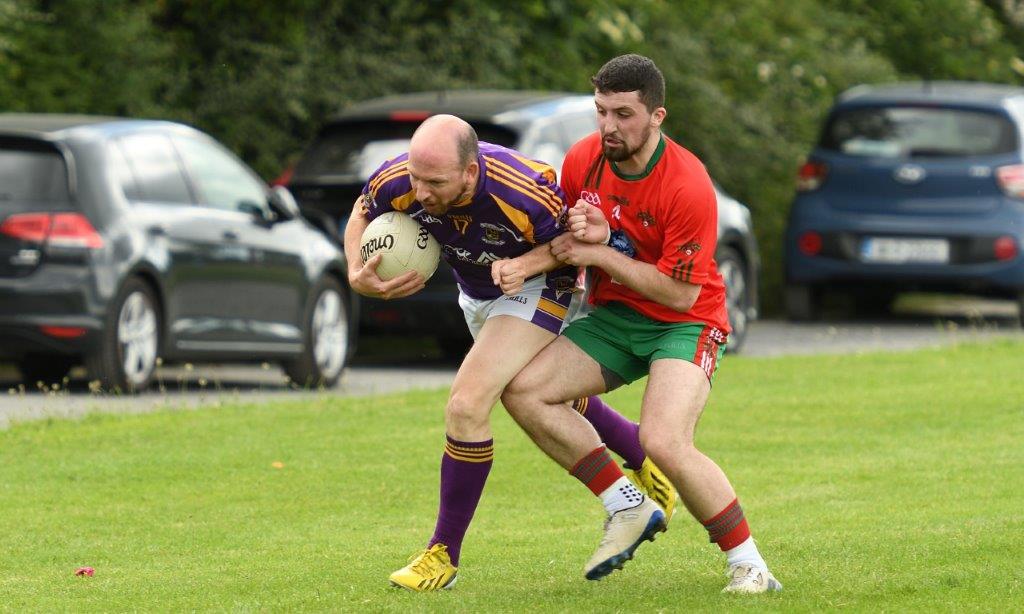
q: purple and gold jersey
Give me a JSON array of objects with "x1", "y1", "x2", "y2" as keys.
[{"x1": 360, "y1": 142, "x2": 576, "y2": 300}]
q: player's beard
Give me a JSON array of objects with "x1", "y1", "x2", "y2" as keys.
[
  {"x1": 426, "y1": 178, "x2": 472, "y2": 216},
  {"x1": 602, "y1": 125, "x2": 652, "y2": 162}
]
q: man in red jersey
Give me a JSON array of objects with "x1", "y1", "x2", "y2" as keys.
[{"x1": 502, "y1": 54, "x2": 781, "y2": 593}]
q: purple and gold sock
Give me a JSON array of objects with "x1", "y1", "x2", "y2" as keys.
[
  {"x1": 427, "y1": 435, "x2": 494, "y2": 566},
  {"x1": 573, "y1": 396, "x2": 645, "y2": 469}
]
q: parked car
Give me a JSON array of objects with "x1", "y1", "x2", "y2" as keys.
[
  {"x1": 0, "y1": 114, "x2": 356, "y2": 391},
  {"x1": 785, "y1": 81, "x2": 1024, "y2": 323},
  {"x1": 282, "y1": 90, "x2": 760, "y2": 352}
]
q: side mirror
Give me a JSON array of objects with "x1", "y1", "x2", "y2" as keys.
[
  {"x1": 268, "y1": 186, "x2": 300, "y2": 221},
  {"x1": 238, "y1": 201, "x2": 272, "y2": 224}
]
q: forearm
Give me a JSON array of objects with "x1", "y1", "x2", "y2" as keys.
[
  {"x1": 592, "y1": 247, "x2": 701, "y2": 313},
  {"x1": 343, "y1": 205, "x2": 369, "y2": 277},
  {"x1": 513, "y1": 242, "x2": 562, "y2": 277}
]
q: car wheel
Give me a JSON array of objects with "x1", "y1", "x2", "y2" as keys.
[
  {"x1": 283, "y1": 277, "x2": 350, "y2": 388},
  {"x1": 717, "y1": 246, "x2": 749, "y2": 353},
  {"x1": 785, "y1": 284, "x2": 820, "y2": 321},
  {"x1": 17, "y1": 354, "x2": 76, "y2": 389},
  {"x1": 86, "y1": 277, "x2": 161, "y2": 393}
]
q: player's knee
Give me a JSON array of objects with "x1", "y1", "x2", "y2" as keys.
[
  {"x1": 445, "y1": 390, "x2": 491, "y2": 430},
  {"x1": 639, "y1": 427, "x2": 693, "y2": 468}
]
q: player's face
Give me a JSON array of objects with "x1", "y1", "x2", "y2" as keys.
[
  {"x1": 594, "y1": 90, "x2": 664, "y2": 162},
  {"x1": 408, "y1": 159, "x2": 477, "y2": 216}
]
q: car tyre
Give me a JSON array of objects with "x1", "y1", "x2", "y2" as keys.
[
  {"x1": 283, "y1": 276, "x2": 350, "y2": 388},
  {"x1": 785, "y1": 284, "x2": 820, "y2": 321},
  {"x1": 85, "y1": 277, "x2": 161, "y2": 393},
  {"x1": 717, "y1": 245, "x2": 750, "y2": 353},
  {"x1": 17, "y1": 354, "x2": 76, "y2": 389}
]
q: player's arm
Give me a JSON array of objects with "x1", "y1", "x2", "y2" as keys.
[
  {"x1": 490, "y1": 241, "x2": 562, "y2": 296},
  {"x1": 550, "y1": 236, "x2": 701, "y2": 312},
  {"x1": 343, "y1": 196, "x2": 424, "y2": 300}
]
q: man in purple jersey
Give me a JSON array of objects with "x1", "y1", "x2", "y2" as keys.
[{"x1": 343, "y1": 114, "x2": 674, "y2": 591}]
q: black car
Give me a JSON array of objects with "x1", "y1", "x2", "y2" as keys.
[
  {"x1": 283, "y1": 90, "x2": 759, "y2": 353},
  {"x1": 0, "y1": 114, "x2": 356, "y2": 391}
]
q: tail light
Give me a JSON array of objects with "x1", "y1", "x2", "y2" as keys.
[
  {"x1": 796, "y1": 161, "x2": 828, "y2": 192},
  {"x1": 994, "y1": 235, "x2": 1019, "y2": 261},
  {"x1": 0, "y1": 212, "x2": 103, "y2": 249},
  {"x1": 272, "y1": 164, "x2": 294, "y2": 187},
  {"x1": 996, "y1": 164, "x2": 1024, "y2": 198},
  {"x1": 798, "y1": 231, "x2": 822, "y2": 256}
]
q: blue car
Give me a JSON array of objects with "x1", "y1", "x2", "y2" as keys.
[{"x1": 785, "y1": 81, "x2": 1024, "y2": 323}]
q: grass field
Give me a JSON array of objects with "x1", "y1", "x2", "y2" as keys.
[{"x1": 1, "y1": 340, "x2": 1022, "y2": 612}]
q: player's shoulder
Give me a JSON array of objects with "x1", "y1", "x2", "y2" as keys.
[
  {"x1": 660, "y1": 136, "x2": 715, "y2": 201},
  {"x1": 365, "y1": 153, "x2": 412, "y2": 198},
  {"x1": 480, "y1": 141, "x2": 559, "y2": 188}
]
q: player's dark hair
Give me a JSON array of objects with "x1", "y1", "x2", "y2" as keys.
[
  {"x1": 457, "y1": 123, "x2": 479, "y2": 168},
  {"x1": 591, "y1": 54, "x2": 665, "y2": 112}
]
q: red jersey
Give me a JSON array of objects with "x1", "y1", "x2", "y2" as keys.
[{"x1": 561, "y1": 131, "x2": 729, "y2": 333}]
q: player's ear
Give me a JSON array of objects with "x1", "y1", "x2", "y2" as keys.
[
  {"x1": 465, "y1": 160, "x2": 479, "y2": 180},
  {"x1": 651, "y1": 106, "x2": 666, "y2": 128}
]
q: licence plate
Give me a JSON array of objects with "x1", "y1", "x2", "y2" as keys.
[{"x1": 860, "y1": 237, "x2": 950, "y2": 264}]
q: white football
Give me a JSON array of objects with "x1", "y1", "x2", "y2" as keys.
[{"x1": 359, "y1": 211, "x2": 441, "y2": 281}]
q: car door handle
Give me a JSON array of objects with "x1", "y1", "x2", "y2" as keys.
[
  {"x1": 147, "y1": 225, "x2": 167, "y2": 237},
  {"x1": 222, "y1": 230, "x2": 239, "y2": 242}
]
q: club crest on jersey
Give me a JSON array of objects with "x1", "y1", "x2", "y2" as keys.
[
  {"x1": 479, "y1": 223, "x2": 507, "y2": 246},
  {"x1": 581, "y1": 190, "x2": 602, "y2": 206},
  {"x1": 552, "y1": 276, "x2": 577, "y2": 299},
  {"x1": 676, "y1": 241, "x2": 702, "y2": 257},
  {"x1": 637, "y1": 210, "x2": 657, "y2": 228}
]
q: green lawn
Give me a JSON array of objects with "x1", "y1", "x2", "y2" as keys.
[{"x1": 2, "y1": 341, "x2": 1022, "y2": 612}]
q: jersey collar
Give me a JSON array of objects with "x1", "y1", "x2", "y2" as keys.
[{"x1": 610, "y1": 134, "x2": 665, "y2": 181}]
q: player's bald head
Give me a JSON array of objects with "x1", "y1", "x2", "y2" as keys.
[{"x1": 409, "y1": 114, "x2": 479, "y2": 170}]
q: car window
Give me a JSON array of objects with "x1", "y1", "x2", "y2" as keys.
[
  {"x1": 107, "y1": 141, "x2": 142, "y2": 202},
  {"x1": 822, "y1": 106, "x2": 1018, "y2": 158},
  {"x1": 0, "y1": 140, "x2": 69, "y2": 207},
  {"x1": 293, "y1": 120, "x2": 518, "y2": 183},
  {"x1": 558, "y1": 112, "x2": 598, "y2": 149},
  {"x1": 174, "y1": 136, "x2": 267, "y2": 213},
  {"x1": 117, "y1": 133, "x2": 194, "y2": 204}
]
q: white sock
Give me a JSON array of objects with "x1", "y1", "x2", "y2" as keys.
[
  {"x1": 725, "y1": 536, "x2": 768, "y2": 570},
  {"x1": 598, "y1": 476, "x2": 644, "y2": 514}
]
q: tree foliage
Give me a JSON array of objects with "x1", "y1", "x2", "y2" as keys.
[{"x1": 3, "y1": 0, "x2": 1023, "y2": 311}]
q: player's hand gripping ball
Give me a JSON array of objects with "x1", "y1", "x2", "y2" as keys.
[{"x1": 359, "y1": 211, "x2": 441, "y2": 281}]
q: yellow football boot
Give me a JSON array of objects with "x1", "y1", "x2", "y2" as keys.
[
  {"x1": 389, "y1": 543, "x2": 458, "y2": 591},
  {"x1": 628, "y1": 457, "x2": 678, "y2": 520}
]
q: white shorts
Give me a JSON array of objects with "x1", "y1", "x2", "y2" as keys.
[{"x1": 458, "y1": 275, "x2": 591, "y2": 339}]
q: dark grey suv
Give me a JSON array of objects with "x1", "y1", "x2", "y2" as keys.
[
  {"x1": 0, "y1": 114, "x2": 355, "y2": 391},
  {"x1": 283, "y1": 90, "x2": 759, "y2": 352}
]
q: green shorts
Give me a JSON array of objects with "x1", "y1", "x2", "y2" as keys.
[{"x1": 562, "y1": 302, "x2": 727, "y2": 387}]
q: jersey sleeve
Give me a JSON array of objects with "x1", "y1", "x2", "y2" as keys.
[
  {"x1": 559, "y1": 144, "x2": 584, "y2": 206},
  {"x1": 528, "y1": 167, "x2": 569, "y2": 244},
  {"x1": 358, "y1": 155, "x2": 414, "y2": 222},
  {"x1": 656, "y1": 174, "x2": 718, "y2": 286}
]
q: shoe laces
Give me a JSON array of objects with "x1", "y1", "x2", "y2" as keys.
[{"x1": 409, "y1": 545, "x2": 448, "y2": 576}]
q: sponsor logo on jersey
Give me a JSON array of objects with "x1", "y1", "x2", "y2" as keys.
[
  {"x1": 609, "y1": 194, "x2": 629, "y2": 206},
  {"x1": 676, "y1": 241, "x2": 702, "y2": 257},
  {"x1": 475, "y1": 251, "x2": 500, "y2": 266},
  {"x1": 444, "y1": 245, "x2": 474, "y2": 263}
]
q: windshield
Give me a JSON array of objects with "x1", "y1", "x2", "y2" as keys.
[
  {"x1": 821, "y1": 106, "x2": 1018, "y2": 158},
  {"x1": 0, "y1": 140, "x2": 70, "y2": 208},
  {"x1": 293, "y1": 120, "x2": 518, "y2": 183}
]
